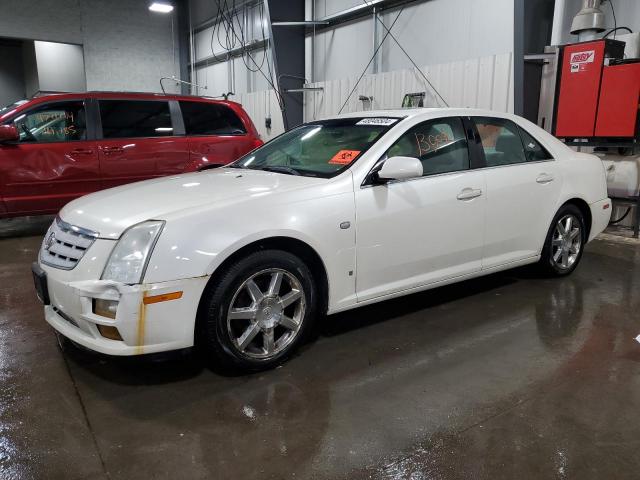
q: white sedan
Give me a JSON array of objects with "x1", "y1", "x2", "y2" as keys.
[{"x1": 32, "y1": 108, "x2": 611, "y2": 371}]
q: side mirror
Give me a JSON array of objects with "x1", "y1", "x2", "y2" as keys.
[
  {"x1": 0, "y1": 124, "x2": 19, "y2": 143},
  {"x1": 377, "y1": 156, "x2": 423, "y2": 181}
]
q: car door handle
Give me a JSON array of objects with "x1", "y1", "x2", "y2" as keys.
[
  {"x1": 536, "y1": 173, "x2": 555, "y2": 184},
  {"x1": 69, "y1": 148, "x2": 94, "y2": 155},
  {"x1": 102, "y1": 147, "x2": 124, "y2": 155},
  {"x1": 457, "y1": 188, "x2": 483, "y2": 201}
]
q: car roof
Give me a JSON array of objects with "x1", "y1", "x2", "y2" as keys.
[
  {"x1": 333, "y1": 107, "x2": 519, "y2": 121},
  {"x1": 0, "y1": 91, "x2": 244, "y2": 123},
  {"x1": 19, "y1": 91, "x2": 239, "y2": 105}
]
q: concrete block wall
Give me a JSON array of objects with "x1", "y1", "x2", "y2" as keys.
[{"x1": 0, "y1": 0, "x2": 180, "y2": 93}]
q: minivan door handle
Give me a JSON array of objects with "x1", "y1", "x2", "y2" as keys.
[
  {"x1": 536, "y1": 173, "x2": 554, "y2": 184},
  {"x1": 69, "y1": 148, "x2": 94, "y2": 155},
  {"x1": 102, "y1": 146, "x2": 124, "y2": 156},
  {"x1": 457, "y1": 188, "x2": 483, "y2": 201}
]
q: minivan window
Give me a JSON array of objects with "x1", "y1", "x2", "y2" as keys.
[
  {"x1": 99, "y1": 100, "x2": 173, "y2": 139},
  {"x1": 473, "y1": 117, "x2": 526, "y2": 167},
  {"x1": 180, "y1": 101, "x2": 246, "y2": 135},
  {"x1": 13, "y1": 101, "x2": 86, "y2": 143}
]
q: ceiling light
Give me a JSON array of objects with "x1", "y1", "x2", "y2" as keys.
[{"x1": 149, "y1": 2, "x2": 174, "y2": 13}]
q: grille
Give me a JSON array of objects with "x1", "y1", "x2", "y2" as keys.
[{"x1": 40, "y1": 217, "x2": 99, "y2": 270}]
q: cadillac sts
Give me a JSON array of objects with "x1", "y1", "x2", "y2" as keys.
[{"x1": 32, "y1": 108, "x2": 611, "y2": 371}]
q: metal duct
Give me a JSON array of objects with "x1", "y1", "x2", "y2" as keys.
[{"x1": 570, "y1": 0, "x2": 606, "y2": 40}]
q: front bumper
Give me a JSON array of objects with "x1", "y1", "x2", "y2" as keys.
[
  {"x1": 588, "y1": 197, "x2": 612, "y2": 242},
  {"x1": 41, "y1": 267, "x2": 209, "y2": 356}
]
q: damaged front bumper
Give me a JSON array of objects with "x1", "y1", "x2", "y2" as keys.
[{"x1": 42, "y1": 272, "x2": 209, "y2": 356}]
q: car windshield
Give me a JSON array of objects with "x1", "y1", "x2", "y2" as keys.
[{"x1": 230, "y1": 117, "x2": 401, "y2": 178}]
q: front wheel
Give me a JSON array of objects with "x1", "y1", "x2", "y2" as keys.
[
  {"x1": 197, "y1": 250, "x2": 318, "y2": 372},
  {"x1": 538, "y1": 204, "x2": 586, "y2": 276}
]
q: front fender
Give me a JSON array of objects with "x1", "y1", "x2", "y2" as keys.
[{"x1": 143, "y1": 178, "x2": 358, "y2": 311}]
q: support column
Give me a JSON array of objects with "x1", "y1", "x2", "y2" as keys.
[
  {"x1": 264, "y1": 0, "x2": 306, "y2": 130},
  {"x1": 515, "y1": 0, "x2": 556, "y2": 122}
]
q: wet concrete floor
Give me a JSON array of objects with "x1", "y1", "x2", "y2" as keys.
[{"x1": 1, "y1": 216, "x2": 640, "y2": 479}]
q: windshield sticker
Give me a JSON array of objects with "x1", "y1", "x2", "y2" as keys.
[
  {"x1": 356, "y1": 118, "x2": 399, "y2": 126},
  {"x1": 329, "y1": 150, "x2": 361, "y2": 165}
]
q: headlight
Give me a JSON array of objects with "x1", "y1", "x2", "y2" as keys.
[{"x1": 102, "y1": 220, "x2": 164, "y2": 284}]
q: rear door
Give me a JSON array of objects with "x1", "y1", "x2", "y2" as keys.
[
  {"x1": 0, "y1": 99, "x2": 100, "y2": 215},
  {"x1": 97, "y1": 99, "x2": 189, "y2": 188},
  {"x1": 471, "y1": 116, "x2": 562, "y2": 268},
  {"x1": 179, "y1": 100, "x2": 259, "y2": 169}
]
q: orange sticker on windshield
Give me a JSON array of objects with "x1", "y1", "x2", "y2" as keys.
[{"x1": 329, "y1": 150, "x2": 361, "y2": 165}]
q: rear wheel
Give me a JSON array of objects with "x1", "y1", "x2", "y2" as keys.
[
  {"x1": 539, "y1": 204, "x2": 586, "y2": 276},
  {"x1": 197, "y1": 250, "x2": 317, "y2": 372}
]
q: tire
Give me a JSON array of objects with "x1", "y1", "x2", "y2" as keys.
[
  {"x1": 196, "y1": 250, "x2": 318, "y2": 372},
  {"x1": 538, "y1": 204, "x2": 586, "y2": 277}
]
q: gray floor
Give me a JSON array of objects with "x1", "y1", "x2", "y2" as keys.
[{"x1": 2, "y1": 216, "x2": 640, "y2": 479}]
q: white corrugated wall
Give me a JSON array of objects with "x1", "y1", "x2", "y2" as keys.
[
  {"x1": 235, "y1": 52, "x2": 514, "y2": 140},
  {"x1": 236, "y1": 89, "x2": 285, "y2": 140}
]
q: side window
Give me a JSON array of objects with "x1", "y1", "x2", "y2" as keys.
[
  {"x1": 180, "y1": 101, "x2": 246, "y2": 135},
  {"x1": 13, "y1": 101, "x2": 86, "y2": 143},
  {"x1": 474, "y1": 117, "x2": 526, "y2": 167},
  {"x1": 99, "y1": 100, "x2": 173, "y2": 139},
  {"x1": 518, "y1": 126, "x2": 553, "y2": 162},
  {"x1": 385, "y1": 117, "x2": 469, "y2": 176}
]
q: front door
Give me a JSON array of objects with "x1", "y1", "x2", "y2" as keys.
[
  {"x1": 0, "y1": 99, "x2": 99, "y2": 215},
  {"x1": 355, "y1": 116, "x2": 486, "y2": 302}
]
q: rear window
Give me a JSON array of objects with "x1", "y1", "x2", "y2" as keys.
[
  {"x1": 99, "y1": 100, "x2": 173, "y2": 139},
  {"x1": 179, "y1": 101, "x2": 246, "y2": 135}
]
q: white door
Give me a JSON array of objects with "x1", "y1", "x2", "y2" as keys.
[
  {"x1": 355, "y1": 117, "x2": 486, "y2": 302},
  {"x1": 472, "y1": 117, "x2": 562, "y2": 268}
]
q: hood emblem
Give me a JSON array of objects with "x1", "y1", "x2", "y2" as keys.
[{"x1": 44, "y1": 232, "x2": 56, "y2": 251}]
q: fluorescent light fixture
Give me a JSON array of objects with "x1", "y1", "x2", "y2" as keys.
[
  {"x1": 155, "y1": 127, "x2": 173, "y2": 132},
  {"x1": 149, "y1": 2, "x2": 174, "y2": 13}
]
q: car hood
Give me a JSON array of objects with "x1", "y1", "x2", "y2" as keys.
[{"x1": 59, "y1": 168, "x2": 326, "y2": 239}]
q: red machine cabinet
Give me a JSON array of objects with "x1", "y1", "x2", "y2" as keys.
[
  {"x1": 595, "y1": 61, "x2": 640, "y2": 138},
  {"x1": 554, "y1": 39, "x2": 625, "y2": 138}
]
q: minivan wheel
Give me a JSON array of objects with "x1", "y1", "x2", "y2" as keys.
[
  {"x1": 197, "y1": 250, "x2": 317, "y2": 372},
  {"x1": 539, "y1": 204, "x2": 586, "y2": 276}
]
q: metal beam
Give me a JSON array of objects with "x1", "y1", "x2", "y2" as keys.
[
  {"x1": 189, "y1": 39, "x2": 268, "y2": 69},
  {"x1": 192, "y1": 0, "x2": 262, "y2": 34},
  {"x1": 310, "y1": 0, "x2": 424, "y2": 32},
  {"x1": 285, "y1": 87, "x2": 324, "y2": 92},
  {"x1": 272, "y1": 21, "x2": 328, "y2": 26}
]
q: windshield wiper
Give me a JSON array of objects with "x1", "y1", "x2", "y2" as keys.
[{"x1": 255, "y1": 166, "x2": 301, "y2": 176}]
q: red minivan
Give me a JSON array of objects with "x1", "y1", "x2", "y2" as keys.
[{"x1": 0, "y1": 92, "x2": 262, "y2": 218}]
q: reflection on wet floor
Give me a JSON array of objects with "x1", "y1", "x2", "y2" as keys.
[{"x1": 1, "y1": 217, "x2": 640, "y2": 479}]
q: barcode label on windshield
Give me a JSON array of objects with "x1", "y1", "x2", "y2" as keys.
[{"x1": 356, "y1": 118, "x2": 399, "y2": 126}]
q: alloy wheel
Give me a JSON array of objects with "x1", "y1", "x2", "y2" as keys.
[
  {"x1": 226, "y1": 268, "x2": 306, "y2": 359},
  {"x1": 551, "y1": 214, "x2": 582, "y2": 270}
]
